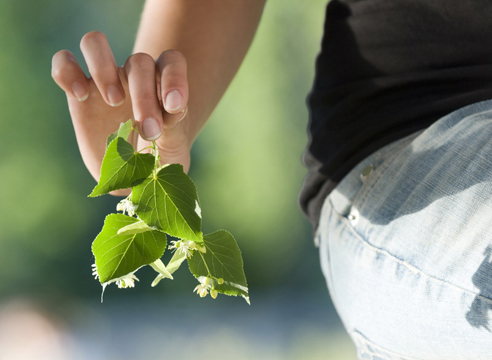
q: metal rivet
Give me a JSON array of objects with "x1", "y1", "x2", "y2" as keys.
[
  {"x1": 361, "y1": 164, "x2": 374, "y2": 180},
  {"x1": 347, "y1": 208, "x2": 359, "y2": 226}
]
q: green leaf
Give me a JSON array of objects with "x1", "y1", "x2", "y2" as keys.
[
  {"x1": 89, "y1": 137, "x2": 155, "y2": 197},
  {"x1": 151, "y1": 251, "x2": 188, "y2": 287},
  {"x1": 188, "y1": 230, "x2": 249, "y2": 303},
  {"x1": 132, "y1": 164, "x2": 203, "y2": 242},
  {"x1": 167, "y1": 250, "x2": 188, "y2": 274},
  {"x1": 106, "y1": 120, "x2": 133, "y2": 149},
  {"x1": 92, "y1": 214, "x2": 167, "y2": 284},
  {"x1": 150, "y1": 258, "x2": 175, "y2": 286},
  {"x1": 117, "y1": 220, "x2": 155, "y2": 236}
]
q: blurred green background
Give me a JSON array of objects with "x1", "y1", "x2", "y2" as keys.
[{"x1": 0, "y1": 0, "x2": 358, "y2": 359}]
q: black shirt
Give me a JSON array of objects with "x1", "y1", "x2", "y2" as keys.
[{"x1": 300, "y1": 0, "x2": 492, "y2": 229}]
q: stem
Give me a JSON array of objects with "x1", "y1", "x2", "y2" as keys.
[
  {"x1": 137, "y1": 146, "x2": 153, "y2": 153},
  {"x1": 151, "y1": 141, "x2": 160, "y2": 176},
  {"x1": 198, "y1": 252, "x2": 213, "y2": 278}
]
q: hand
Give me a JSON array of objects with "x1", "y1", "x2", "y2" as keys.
[{"x1": 52, "y1": 31, "x2": 191, "y2": 194}]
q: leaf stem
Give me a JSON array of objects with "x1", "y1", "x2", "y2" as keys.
[
  {"x1": 198, "y1": 251, "x2": 213, "y2": 278},
  {"x1": 137, "y1": 146, "x2": 153, "y2": 153},
  {"x1": 151, "y1": 141, "x2": 160, "y2": 176}
]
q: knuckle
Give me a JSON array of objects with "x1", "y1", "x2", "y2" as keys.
[
  {"x1": 158, "y1": 49, "x2": 187, "y2": 66},
  {"x1": 127, "y1": 52, "x2": 155, "y2": 69},
  {"x1": 132, "y1": 93, "x2": 159, "y2": 109},
  {"x1": 89, "y1": 67, "x2": 105, "y2": 78}
]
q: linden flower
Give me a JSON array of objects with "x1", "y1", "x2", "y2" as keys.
[
  {"x1": 169, "y1": 240, "x2": 197, "y2": 258},
  {"x1": 194, "y1": 284, "x2": 209, "y2": 298},
  {"x1": 116, "y1": 198, "x2": 137, "y2": 216},
  {"x1": 116, "y1": 273, "x2": 139, "y2": 289},
  {"x1": 210, "y1": 289, "x2": 218, "y2": 299},
  {"x1": 91, "y1": 263, "x2": 99, "y2": 280},
  {"x1": 92, "y1": 263, "x2": 139, "y2": 289},
  {"x1": 193, "y1": 276, "x2": 219, "y2": 299}
]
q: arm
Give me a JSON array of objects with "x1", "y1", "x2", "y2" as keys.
[
  {"x1": 134, "y1": 0, "x2": 266, "y2": 142},
  {"x1": 52, "y1": 0, "x2": 266, "y2": 192}
]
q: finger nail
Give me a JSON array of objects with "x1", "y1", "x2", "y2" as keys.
[
  {"x1": 72, "y1": 81, "x2": 89, "y2": 101},
  {"x1": 165, "y1": 90, "x2": 182, "y2": 111},
  {"x1": 142, "y1": 118, "x2": 161, "y2": 140},
  {"x1": 107, "y1": 85, "x2": 125, "y2": 107}
]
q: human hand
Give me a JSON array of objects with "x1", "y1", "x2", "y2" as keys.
[{"x1": 52, "y1": 31, "x2": 190, "y2": 195}]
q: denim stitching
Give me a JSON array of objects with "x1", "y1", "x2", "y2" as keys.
[
  {"x1": 333, "y1": 209, "x2": 492, "y2": 306},
  {"x1": 356, "y1": 142, "x2": 409, "y2": 211},
  {"x1": 352, "y1": 330, "x2": 425, "y2": 360},
  {"x1": 360, "y1": 350, "x2": 391, "y2": 360}
]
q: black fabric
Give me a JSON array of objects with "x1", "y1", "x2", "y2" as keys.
[{"x1": 300, "y1": 0, "x2": 492, "y2": 229}]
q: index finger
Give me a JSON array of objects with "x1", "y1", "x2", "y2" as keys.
[{"x1": 80, "y1": 31, "x2": 126, "y2": 107}]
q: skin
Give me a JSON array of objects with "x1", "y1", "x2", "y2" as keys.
[{"x1": 51, "y1": 0, "x2": 266, "y2": 196}]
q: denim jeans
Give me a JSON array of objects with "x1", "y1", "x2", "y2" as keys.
[{"x1": 318, "y1": 100, "x2": 492, "y2": 360}]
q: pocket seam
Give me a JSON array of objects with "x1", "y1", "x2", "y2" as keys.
[{"x1": 351, "y1": 330, "x2": 425, "y2": 360}]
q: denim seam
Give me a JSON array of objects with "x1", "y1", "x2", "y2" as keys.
[
  {"x1": 359, "y1": 350, "x2": 390, "y2": 360},
  {"x1": 352, "y1": 330, "x2": 424, "y2": 360},
  {"x1": 333, "y1": 210, "x2": 492, "y2": 306},
  {"x1": 356, "y1": 143, "x2": 407, "y2": 211}
]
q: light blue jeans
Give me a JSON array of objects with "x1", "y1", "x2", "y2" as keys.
[{"x1": 318, "y1": 100, "x2": 492, "y2": 360}]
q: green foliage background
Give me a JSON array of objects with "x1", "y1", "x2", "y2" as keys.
[{"x1": 0, "y1": 1, "x2": 357, "y2": 359}]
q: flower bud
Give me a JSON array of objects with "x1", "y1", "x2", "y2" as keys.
[{"x1": 210, "y1": 289, "x2": 218, "y2": 299}]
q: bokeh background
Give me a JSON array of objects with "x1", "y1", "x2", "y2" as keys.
[{"x1": 0, "y1": 0, "x2": 358, "y2": 359}]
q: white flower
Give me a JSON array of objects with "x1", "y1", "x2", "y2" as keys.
[
  {"x1": 169, "y1": 240, "x2": 197, "y2": 258},
  {"x1": 91, "y1": 263, "x2": 99, "y2": 280},
  {"x1": 116, "y1": 198, "x2": 137, "y2": 216},
  {"x1": 115, "y1": 273, "x2": 139, "y2": 288},
  {"x1": 194, "y1": 284, "x2": 209, "y2": 298},
  {"x1": 193, "y1": 276, "x2": 219, "y2": 299}
]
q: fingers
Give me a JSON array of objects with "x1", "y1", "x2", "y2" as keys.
[
  {"x1": 124, "y1": 53, "x2": 163, "y2": 141},
  {"x1": 51, "y1": 50, "x2": 89, "y2": 101},
  {"x1": 156, "y1": 50, "x2": 189, "y2": 129},
  {"x1": 80, "y1": 31, "x2": 126, "y2": 107}
]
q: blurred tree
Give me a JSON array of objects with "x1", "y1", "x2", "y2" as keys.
[{"x1": 0, "y1": 0, "x2": 327, "y2": 299}]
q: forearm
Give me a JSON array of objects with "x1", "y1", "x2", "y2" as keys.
[{"x1": 134, "y1": 0, "x2": 266, "y2": 142}]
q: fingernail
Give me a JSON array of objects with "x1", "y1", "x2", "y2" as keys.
[
  {"x1": 72, "y1": 81, "x2": 89, "y2": 101},
  {"x1": 107, "y1": 85, "x2": 125, "y2": 107},
  {"x1": 142, "y1": 118, "x2": 161, "y2": 140},
  {"x1": 165, "y1": 90, "x2": 182, "y2": 111}
]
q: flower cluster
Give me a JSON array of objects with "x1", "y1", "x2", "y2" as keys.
[
  {"x1": 116, "y1": 198, "x2": 137, "y2": 217},
  {"x1": 193, "y1": 276, "x2": 223, "y2": 299},
  {"x1": 91, "y1": 263, "x2": 99, "y2": 280},
  {"x1": 92, "y1": 263, "x2": 139, "y2": 289},
  {"x1": 115, "y1": 273, "x2": 139, "y2": 288},
  {"x1": 169, "y1": 240, "x2": 197, "y2": 258}
]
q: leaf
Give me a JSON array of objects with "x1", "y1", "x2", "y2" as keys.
[
  {"x1": 92, "y1": 214, "x2": 167, "y2": 284},
  {"x1": 150, "y1": 258, "x2": 174, "y2": 280},
  {"x1": 188, "y1": 230, "x2": 249, "y2": 303},
  {"x1": 150, "y1": 258, "x2": 175, "y2": 286},
  {"x1": 151, "y1": 251, "x2": 188, "y2": 287},
  {"x1": 132, "y1": 164, "x2": 203, "y2": 242},
  {"x1": 106, "y1": 120, "x2": 133, "y2": 149},
  {"x1": 167, "y1": 250, "x2": 188, "y2": 274},
  {"x1": 117, "y1": 220, "x2": 155, "y2": 236},
  {"x1": 89, "y1": 137, "x2": 155, "y2": 197}
]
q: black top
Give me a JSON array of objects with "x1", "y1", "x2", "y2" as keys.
[{"x1": 300, "y1": 0, "x2": 492, "y2": 229}]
